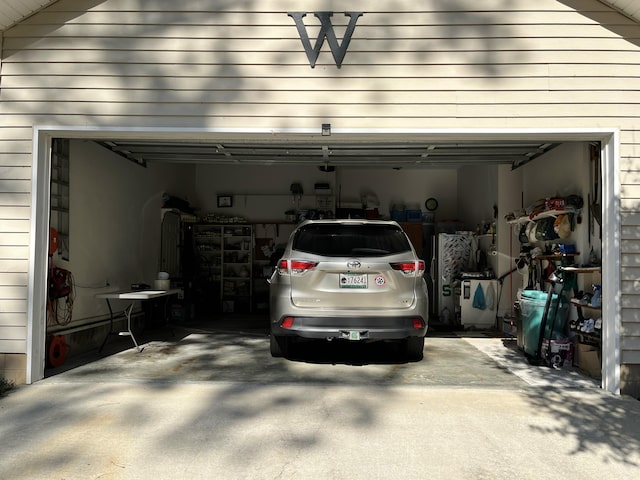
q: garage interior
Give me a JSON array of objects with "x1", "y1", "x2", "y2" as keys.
[{"x1": 43, "y1": 131, "x2": 604, "y2": 380}]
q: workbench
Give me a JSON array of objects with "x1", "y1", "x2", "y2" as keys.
[{"x1": 96, "y1": 289, "x2": 182, "y2": 352}]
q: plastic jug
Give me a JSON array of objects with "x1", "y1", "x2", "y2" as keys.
[{"x1": 591, "y1": 284, "x2": 601, "y2": 308}]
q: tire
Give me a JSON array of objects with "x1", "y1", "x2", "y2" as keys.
[
  {"x1": 270, "y1": 334, "x2": 290, "y2": 358},
  {"x1": 405, "y1": 336, "x2": 425, "y2": 361}
]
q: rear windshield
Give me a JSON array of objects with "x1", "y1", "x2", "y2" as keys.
[{"x1": 292, "y1": 224, "x2": 412, "y2": 257}]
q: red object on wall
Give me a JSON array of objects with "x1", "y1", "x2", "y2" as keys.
[
  {"x1": 49, "y1": 228, "x2": 59, "y2": 256},
  {"x1": 545, "y1": 198, "x2": 566, "y2": 211}
]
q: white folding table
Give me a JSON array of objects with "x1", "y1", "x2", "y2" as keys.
[{"x1": 96, "y1": 289, "x2": 182, "y2": 352}]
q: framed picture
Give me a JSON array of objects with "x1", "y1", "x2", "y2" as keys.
[{"x1": 217, "y1": 195, "x2": 233, "y2": 208}]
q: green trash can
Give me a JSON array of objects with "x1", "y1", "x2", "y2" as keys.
[
  {"x1": 513, "y1": 301, "x2": 523, "y2": 350},
  {"x1": 519, "y1": 289, "x2": 567, "y2": 359}
]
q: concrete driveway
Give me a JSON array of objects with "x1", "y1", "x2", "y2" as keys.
[
  {"x1": 42, "y1": 316, "x2": 599, "y2": 389},
  {"x1": 1, "y1": 318, "x2": 639, "y2": 479}
]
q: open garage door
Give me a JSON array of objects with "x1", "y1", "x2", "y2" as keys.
[
  {"x1": 28, "y1": 127, "x2": 617, "y2": 394},
  {"x1": 94, "y1": 136, "x2": 558, "y2": 169}
]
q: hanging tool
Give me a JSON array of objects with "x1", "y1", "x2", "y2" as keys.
[{"x1": 494, "y1": 263, "x2": 519, "y2": 330}]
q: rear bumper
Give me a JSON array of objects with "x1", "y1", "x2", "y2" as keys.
[{"x1": 271, "y1": 315, "x2": 428, "y2": 340}]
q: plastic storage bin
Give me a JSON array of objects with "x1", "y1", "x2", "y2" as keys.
[
  {"x1": 390, "y1": 210, "x2": 406, "y2": 222},
  {"x1": 519, "y1": 289, "x2": 568, "y2": 360},
  {"x1": 406, "y1": 209, "x2": 422, "y2": 222}
]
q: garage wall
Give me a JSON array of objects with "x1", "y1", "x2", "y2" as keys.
[
  {"x1": 456, "y1": 144, "x2": 593, "y2": 318},
  {"x1": 194, "y1": 164, "x2": 460, "y2": 223},
  {"x1": 458, "y1": 165, "x2": 498, "y2": 231},
  {"x1": 521, "y1": 143, "x2": 595, "y2": 263},
  {"x1": 497, "y1": 164, "x2": 524, "y2": 317},
  {"x1": 194, "y1": 164, "x2": 336, "y2": 221},
  {"x1": 336, "y1": 168, "x2": 459, "y2": 220},
  {"x1": 496, "y1": 143, "x2": 596, "y2": 315},
  {"x1": 54, "y1": 140, "x2": 196, "y2": 325},
  {"x1": 1, "y1": 0, "x2": 640, "y2": 391}
]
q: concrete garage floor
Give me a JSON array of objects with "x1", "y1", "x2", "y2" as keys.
[
  {"x1": 8, "y1": 316, "x2": 636, "y2": 480},
  {"x1": 45, "y1": 315, "x2": 600, "y2": 390}
]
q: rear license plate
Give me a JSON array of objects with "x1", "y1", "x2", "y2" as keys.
[
  {"x1": 348, "y1": 331, "x2": 361, "y2": 341},
  {"x1": 339, "y1": 273, "x2": 367, "y2": 288}
]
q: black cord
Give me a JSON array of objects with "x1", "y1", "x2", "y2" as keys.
[{"x1": 495, "y1": 266, "x2": 519, "y2": 330}]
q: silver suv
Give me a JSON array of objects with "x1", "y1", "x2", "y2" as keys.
[{"x1": 268, "y1": 219, "x2": 429, "y2": 360}]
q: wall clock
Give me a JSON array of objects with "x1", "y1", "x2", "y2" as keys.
[{"x1": 425, "y1": 197, "x2": 438, "y2": 211}]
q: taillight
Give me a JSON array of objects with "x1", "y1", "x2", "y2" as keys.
[
  {"x1": 412, "y1": 317, "x2": 425, "y2": 329},
  {"x1": 390, "y1": 261, "x2": 425, "y2": 273},
  {"x1": 278, "y1": 259, "x2": 318, "y2": 274},
  {"x1": 281, "y1": 317, "x2": 295, "y2": 329},
  {"x1": 291, "y1": 260, "x2": 318, "y2": 272}
]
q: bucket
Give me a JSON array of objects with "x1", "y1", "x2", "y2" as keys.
[
  {"x1": 154, "y1": 279, "x2": 170, "y2": 290},
  {"x1": 422, "y1": 212, "x2": 435, "y2": 223}
]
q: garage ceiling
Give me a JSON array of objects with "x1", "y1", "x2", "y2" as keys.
[{"x1": 95, "y1": 139, "x2": 559, "y2": 169}]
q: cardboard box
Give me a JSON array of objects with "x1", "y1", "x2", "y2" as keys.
[{"x1": 576, "y1": 342, "x2": 601, "y2": 379}]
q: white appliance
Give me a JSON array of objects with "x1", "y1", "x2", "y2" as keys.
[{"x1": 460, "y1": 279, "x2": 498, "y2": 329}]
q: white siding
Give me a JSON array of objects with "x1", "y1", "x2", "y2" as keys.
[
  {"x1": 0, "y1": 109, "x2": 31, "y2": 353},
  {"x1": 1, "y1": 0, "x2": 640, "y2": 367}
]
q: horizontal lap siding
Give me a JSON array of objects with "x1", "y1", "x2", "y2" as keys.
[
  {"x1": 0, "y1": 99, "x2": 30, "y2": 352},
  {"x1": 1, "y1": 0, "x2": 640, "y2": 362},
  {"x1": 4, "y1": 9, "x2": 640, "y2": 125},
  {"x1": 622, "y1": 148, "x2": 640, "y2": 364}
]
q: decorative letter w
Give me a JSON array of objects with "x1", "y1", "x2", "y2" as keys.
[{"x1": 288, "y1": 12, "x2": 363, "y2": 68}]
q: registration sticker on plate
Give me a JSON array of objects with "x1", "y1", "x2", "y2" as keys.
[{"x1": 339, "y1": 273, "x2": 367, "y2": 288}]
